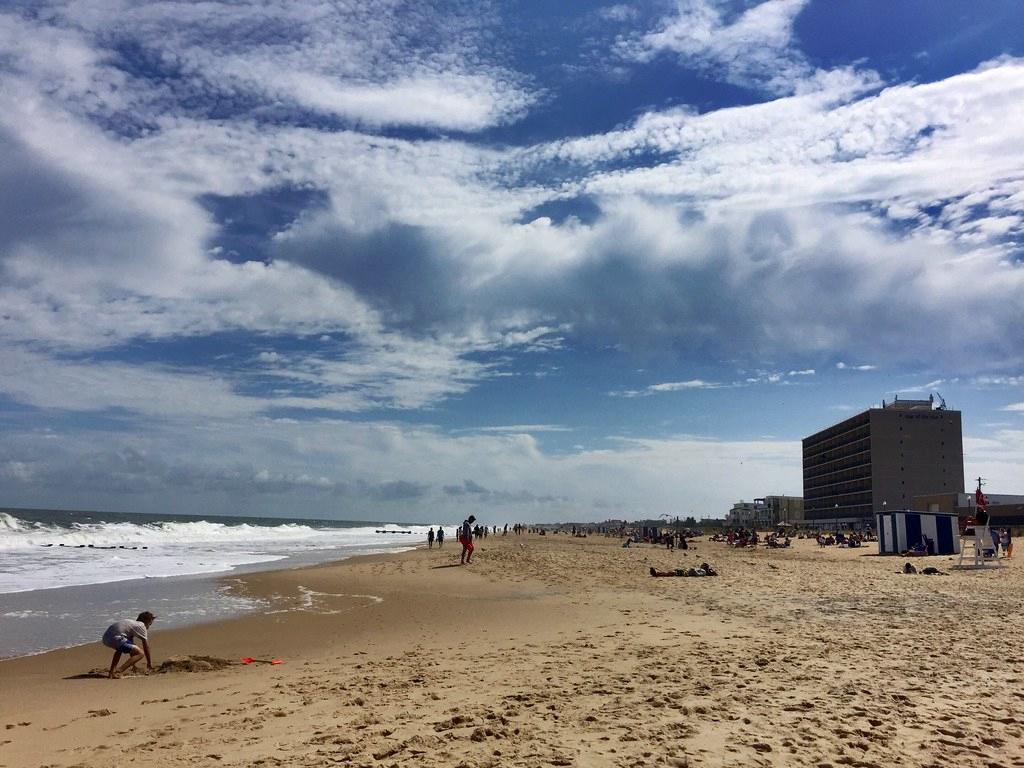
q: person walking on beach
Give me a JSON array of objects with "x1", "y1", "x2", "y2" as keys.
[
  {"x1": 102, "y1": 611, "x2": 155, "y2": 679},
  {"x1": 460, "y1": 515, "x2": 476, "y2": 564},
  {"x1": 427, "y1": 527, "x2": 435, "y2": 549},
  {"x1": 436, "y1": 526, "x2": 444, "y2": 548}
]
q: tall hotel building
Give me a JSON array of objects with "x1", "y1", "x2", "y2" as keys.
[{"x1": 802, "y1": 397, "x2": 964, "y2": 523}]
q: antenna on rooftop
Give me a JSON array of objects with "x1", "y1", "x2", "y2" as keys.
[{"x1": 934, "y1": 391, "x2": 947, "y2": 410}]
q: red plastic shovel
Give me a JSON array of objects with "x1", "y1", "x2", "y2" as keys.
[{"x1": 241, "y1": 656, "x2": 284, "y2": 665}]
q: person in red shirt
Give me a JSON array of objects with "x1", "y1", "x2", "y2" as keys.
[{"x1": 459, "y1": 515, "x2": 476, "y2": 564}]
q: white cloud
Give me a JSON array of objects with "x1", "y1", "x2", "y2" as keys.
[
  {"x1": 598, "y1": 5, "x2": 638, "y2": 23},
  {"x1": 0, "y1": 346, "x2": 261, "y2": 419},
  {"x1": 1002, "y1": 403, "x2": 1024, "y2": 412},
  {"x1": 3, "y1": 40, "x2": 1023, "y2": 384},
  {"x1": 975, "y1": 376, "x2": 1024, "y2": 387},
  {"x1": 619, "y1": 0, "x2": 814, "y2": 93},
  {"x1": 0, "y1": 413, "x2": 805, "y2": 520},
  {"x1": 1, "y1": 1, "x2": 533, "y2": 132},
  {"x1": 964, "y1": 429, "x2": 1024, "y2": 492},
  {"x1": 541, "y1": 60, "x2": 1023, "y2": 258},
  {"x1": 1, "y1": 1, "x2": 1023, "y2": 520},
  {"x1": 472, "y1": 425, "x2": 573, "y2": 433},
  {"x1": 648, "y1": 379, "x2": 720, "y2": 392}
]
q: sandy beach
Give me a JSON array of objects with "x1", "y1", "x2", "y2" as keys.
[{"x1": 2, "y1": 533, "x2": 1022, "y2": 768}]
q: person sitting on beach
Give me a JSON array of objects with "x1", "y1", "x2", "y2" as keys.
[
  {"x1": 102, "y1": 612, "x2": 155, "y2": 679},
  {"x1": 459, "y1": 515, "x2": 476, "y2": 564}
]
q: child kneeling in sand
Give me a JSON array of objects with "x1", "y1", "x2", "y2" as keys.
[{"x1": 102, "y1": 612, "x2": 155, "y2": 678}]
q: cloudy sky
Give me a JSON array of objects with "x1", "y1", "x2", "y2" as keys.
[{"x1": 1, "y1": 0, "x2": 1023, "y2": 524}]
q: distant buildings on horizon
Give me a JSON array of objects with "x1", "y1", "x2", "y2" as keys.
[{"x1": 725, "y1": 395, "x2": 1023, "y2": 528}]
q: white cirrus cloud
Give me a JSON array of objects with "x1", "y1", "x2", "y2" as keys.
[
  {"x1": 618, "y1": 0, "x2": 814, "y2": 93},
  {"x1": 0, "y1": 1, "x2": 534, "y2": 132}
]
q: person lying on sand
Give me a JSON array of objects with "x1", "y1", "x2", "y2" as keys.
[
  {"x1": 650, "y1": 563, "x2": 718, "y2": 577},
  {"x1": 900, "y1": 562, "x2": 946, "y2": 575},
  {"x1": 102, "y1": 612, "x2": 155, "y2": 678}
]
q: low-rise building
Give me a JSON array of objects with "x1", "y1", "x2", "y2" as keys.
[
  {"x1": 760, "y1": 495, "x2": 804, "y2": 525},
  {"x1": 913, "y1": 492, "x2": 1024, "y2": 526},
  {"x1": 727, "y1": 496, "x2": 804, "y2": 528}
]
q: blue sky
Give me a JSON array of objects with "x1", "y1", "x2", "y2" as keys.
[{"x1": 1, "y1": 0, "x2": 1022, "y2": 523}]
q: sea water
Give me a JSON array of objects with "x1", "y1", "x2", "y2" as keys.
[{"x1": 0, "y1": 508, "x2": 439, "y2": 658}]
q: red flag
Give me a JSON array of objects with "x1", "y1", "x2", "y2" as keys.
[{"x1": 975, "y1": 486, "x2": 988, "y2": 511}]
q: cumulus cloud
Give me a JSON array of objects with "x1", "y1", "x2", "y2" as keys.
[{"x1": 8, "y1": 18, "x2": 1021, "y2": 374}]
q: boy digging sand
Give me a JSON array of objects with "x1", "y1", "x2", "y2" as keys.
[{"x1": 103, "y1": 612, "x2": 155, "y2": 678}]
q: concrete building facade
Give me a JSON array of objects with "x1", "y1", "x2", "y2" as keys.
[
  {"x1": 802, "y1": 397, "x2": 964, "y2": 524},
  {"x1": 725, "y1": 501, "x2": 765, "y2": 528},
  {"x1": 760, "y1": 495, "x2": 804, "y2": 525}
]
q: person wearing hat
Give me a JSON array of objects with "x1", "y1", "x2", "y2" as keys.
[
  {"x1": 102, "y1": 611, "x2": 156, "y2": 678},
  {"x1": 459, "y1": 515, "x2": 476, "y2": 564}
]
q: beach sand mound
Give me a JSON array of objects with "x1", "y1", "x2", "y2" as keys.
[
  {"x1": 156, "y1": 655, "x2": 236, "y2": 673},
  {"x1": 69, "y1": 655, "x2": 237, "y2": 679}
]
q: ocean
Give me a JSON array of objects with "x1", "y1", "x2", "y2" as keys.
[{"x1": 0, "y1": 508, "x2": 439, "y2": 659}]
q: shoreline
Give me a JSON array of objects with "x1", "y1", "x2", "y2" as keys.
[
  {"x1": 0, "y1": 540, "x2": 424, "y2": 660},
  {"x1": 2, "y1": 533, "x2": 1022, "y2": 768}
]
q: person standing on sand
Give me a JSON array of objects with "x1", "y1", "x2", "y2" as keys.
[
  {"x1": 460, "y1": 515, "x2": 476, "y2": 564},
  {"x1": 428, "y1": 527, "x2": 435, "y2": 548},
  {"x1": 436, "y1": 527, "x2": 444, "y2": 548},
  {"x1": 102, "y1": 611, "x2": 155, "y2": 679}
]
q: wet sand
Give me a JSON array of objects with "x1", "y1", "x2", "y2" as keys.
[{"x1": 2, "y1": 533, "x2": 1022, "y2": 768}]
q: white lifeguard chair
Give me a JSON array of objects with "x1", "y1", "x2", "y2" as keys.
[{"x1": 954, "y1": 520, "x2": 1003, "y2": 569}]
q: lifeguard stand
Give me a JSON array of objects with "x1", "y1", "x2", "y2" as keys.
[
  {"x1": 954, "y1": 517, "x2": 1004, "y2": 570},
  {"x1": 954, "y1": 481, "x2": 1004, "y2": 570}
]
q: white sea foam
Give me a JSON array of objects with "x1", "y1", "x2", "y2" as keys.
[{"x1": 0, "y1": 513, "x2": 432, "y2": 594}]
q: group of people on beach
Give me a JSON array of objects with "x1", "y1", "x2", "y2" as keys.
[
  {"x1": 427, "y1": 517, "x2": 533, "y2": 564},
  {"x1": 426, "y1": 526, "x2": 446, "y2": 548}
]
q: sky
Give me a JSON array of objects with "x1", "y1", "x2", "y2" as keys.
[{"x1": 1, "y1": 0, "x2": 1023, "y2": 524}]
